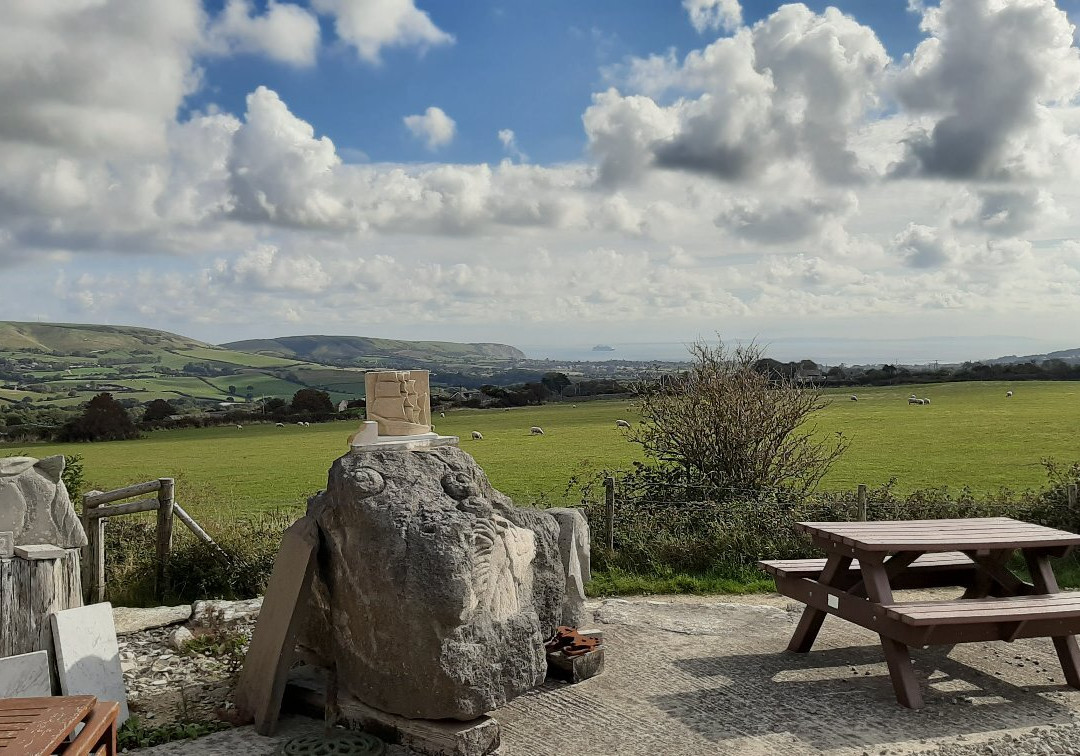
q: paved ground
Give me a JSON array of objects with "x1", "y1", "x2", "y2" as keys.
[{"x1": 140, "y1": 593, "x2": 1080, "y2": 755}]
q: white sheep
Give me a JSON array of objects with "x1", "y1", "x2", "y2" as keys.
[
  {"x1": 615, "y1": 419, "x2": 631, "y2": 428},
  {"x1": 440, "y1": 412, "x2": 445, "y2": 418},
  {"x1": 297, "y1": 421, "x2": 304, "y2": 426},
  {"x1": 850, "y1": 395, "x2": 858, "y2": 401},
  {"x1": 275, "y1": 422, "x2": 285, "y2": 427},
  {"x1": 471, "y1": 430, "x2": 483, "y2": 440},
  {"x1": 236, "y1": 425, "x2": 243, "y2": 430},
  {"x1": 530, "y1": 426, "x2": 544, "y2": 435},
  {"x1": 1006, "y1": 390, "x2": 1014, "y2": 397},
  {"x1": 908, "y1": 397, "x2": 920, "y2": 405},
  {"x1": 922, "y1": 397, "x2": 931, "y2": 405},
  {"x1": 303, "y1": 421, "x2": 310, "y2": 426}
]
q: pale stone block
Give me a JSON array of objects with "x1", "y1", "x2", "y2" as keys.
[
  {"x1": 0, "y1": 650, "x2": 51, "y2": 697},
  {"x1": 364, "y1": 370, "x2": 432, "y2": 436},
  {"x1": 51, "y1": 601, "x2": 130, "y2": 725},
  {"x1": 0, "y1": 531, "x2": 12, "y2": 559},
  {"x1": 14, "y1": 543, "x2": 65, "y2": 560},
  {"x1": 0, "y1": 455, "x2": 87, "y2": 549}
]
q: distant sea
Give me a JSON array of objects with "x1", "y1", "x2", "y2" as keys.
[{"x1": 520, "y1": 335, "x2": 1067, "y2": 366}]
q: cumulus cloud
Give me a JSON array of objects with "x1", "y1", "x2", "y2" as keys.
[
  {"x1": 683, "y1": 0, "x2": 742, "y2": 34},
  {"x1": 586, "y1": 5, "x2": 889, "y2": 185},
  {"x1": 715, "y1": 192, "x2": 858, "y2": 245},
  {"x1": 891, "y1": 223, "x2": 960, "y2": 269},
  {"x1": 950, "y1": 188, "x2": 1064, "y2": 236},
  {"x1": 892, "y1": 0, "x2": 1080, "y2": 180},
  {"x1": 220, "y1": 244, "x2": 332, "y2": 292},
  {"x1": 206, "y1": 0, "x2": 321, "y2": 66},
  {"x1": 312, "y1": 0, "x2": 453, "y2": 63},
  {"x1": 404, "y1": 106, "x2": 456, "y2": 150},
  {"x1": 0, "y1": 0, "x2": 203, "y2": 157}
]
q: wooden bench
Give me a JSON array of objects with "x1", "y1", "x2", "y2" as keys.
[
  {"x1": 760, "y1": 551, "x2": 976, "y2": 590},
  {"x1": 0, "y1": 695, "x2": 118, "y2": 755}
]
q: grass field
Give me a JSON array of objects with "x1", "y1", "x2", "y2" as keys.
[{"x1": 3, "y1": 382, "x2": 1079, "y2": 521}]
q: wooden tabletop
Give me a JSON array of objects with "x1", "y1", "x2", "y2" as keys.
[
  {"x1": 0, "y1": 695, "x2": 96, "y2": 755},
  {"x1": 797, "y1": 517, "x2": 1080, "y2": 552}
]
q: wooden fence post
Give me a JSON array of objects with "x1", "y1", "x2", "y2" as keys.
[
  {"x1": 156, "y1": 478, "x2": 175, "y2": 601},
  {"x1": 82, "y1": 491, "x2": 106, "y2": 604},
  {"x1": 604, "y1": 476, "x2": 615, "y2": 551},
  {"x1": 1069, "y1": 484, "x2": 1078, "y2": 513},
  {"x1": 857, "y1": 484, "x2": 868, "y2": 522}
]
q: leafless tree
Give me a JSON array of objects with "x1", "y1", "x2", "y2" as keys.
[{"x1": 631, "y1": 340, "x2": 847, "y2": 499}]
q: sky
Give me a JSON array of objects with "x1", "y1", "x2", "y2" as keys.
[{"x1": 2, "y1": 0, "x2": 1080, "y2": 364}]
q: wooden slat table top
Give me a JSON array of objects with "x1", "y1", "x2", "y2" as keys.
[
  {"x1": 797, "y1": 517, "x2": 1080, "y2": 552},
  {"x1": 0, "y1": 695, "x2": 96, "y2": 755}
]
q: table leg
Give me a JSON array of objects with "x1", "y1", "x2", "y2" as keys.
[
  {"x1": 963, "y1": 550, "x2": 1027, "y2": 599},
  {"x1": 862, "y1": 558, "x2": 924, "y2": 709},
  {"x1": 787, "y1": 553, "x2": 852, "y2": 653},
  {"x1": 1024, "y1": 551, "x2": 1080, "y2": 688}
]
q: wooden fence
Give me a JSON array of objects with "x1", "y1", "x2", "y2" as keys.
[{"x1": 81, "y1": 478, "x2": 226, "y2": 603}]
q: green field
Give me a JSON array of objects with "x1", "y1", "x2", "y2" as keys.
[{"x1": 4, "y1": 382, "x2": 1079, "y2": 520}]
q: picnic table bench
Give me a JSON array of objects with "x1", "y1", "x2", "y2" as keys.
[
  {"x1": 759, "y1": 517, "x2": 1080, "y2": 709},
  {"x1": 0, "y1": 695, "x2": 119, "y2": 755}
]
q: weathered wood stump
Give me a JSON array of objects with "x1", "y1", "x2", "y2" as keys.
[{"x1": 0, "y1": 549, "x2": 82, "y2": 658}]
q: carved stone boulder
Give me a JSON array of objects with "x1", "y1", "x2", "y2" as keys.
[
  {"x1": 0, "y1": 456, "x2": 87, "y2": 548},
  {"x1": 301, "y1": 446, "x2": 564, "y2": 720},
  {"x1": 546, "y1": 508, "x2": 591, "y2": 628}
]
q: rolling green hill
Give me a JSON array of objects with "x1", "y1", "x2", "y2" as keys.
[
  {"x1": 0, "y1": 321, "x2": 206, "y2": 353},
  {"x1": 222, "y1": 334, "x2": 524, "y2": 364}
]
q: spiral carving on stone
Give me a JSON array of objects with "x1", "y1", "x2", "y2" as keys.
[{"x1": 350, "y1": 467, "x2": 386, "y2": 497}]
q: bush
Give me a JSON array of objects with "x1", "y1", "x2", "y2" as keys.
[
  {"x1": 577, "y1": 458, "x2": 1080, "y2": 581},
  {"x1": 56, "y1": 393, "x2": 139, "y2": 442}
]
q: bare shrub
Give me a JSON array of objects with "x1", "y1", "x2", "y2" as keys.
[{"x1": 630, "y1": 340, "x2": 847, "y2": 499}]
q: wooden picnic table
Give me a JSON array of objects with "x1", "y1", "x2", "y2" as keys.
[
  {"x1": 0, "y1": 695, "x2": 119, "y2": 755},
  {"x1": 760, "y1": 517, "x2": 1080, "y2": 709}
]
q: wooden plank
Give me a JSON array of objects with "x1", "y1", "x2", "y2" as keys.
[
  {"x1": 65, "y1": 700, "x2": 119, "y2": 755},
  {"x1": 884, "y1": 596, "x2": 1080, "y2": 626},
  {"x1": 1024, "y1": 551, "x2": 1080, "y2": 688},
  {"x1": 83, "y1": 480, "x2": 161, "y2": 507},
  {"x1": 859, "y1": 556, "x2": 924, "y2": 709},
  {"x1": 760, "y1": 551, "x2": 974, "y2": 578},
  {"x1": 86, "y1": 497, "x2": 159, "y2": 518},
  {"x1": 234, "y1": 516, "x2": 319, "y2": 736},
  {"x1": 786, "y1": 553, "x2": 852, "y2": 653}
]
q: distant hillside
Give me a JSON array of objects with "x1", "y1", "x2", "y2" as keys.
[
  {"x1": 222, "y1": 334, "x2": 525, "y2": 363},
  {"x1": 0, "y1": 321, "x2": 207, "y2": 353},
  {"x1": 987, "y1": 347, "x2": 1080, "y2": 366}
]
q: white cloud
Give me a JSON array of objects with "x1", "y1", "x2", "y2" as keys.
[
  {"x1": 206, "y1": 0, "x2": 321, "y2": 67},
  {"x1": 683, "y1": 0, "x2": 742, "y2": 34},
  {"x1": 892, "y1": 0, "x2": 1080, "y2": 180},
  {"x1": 949, "y1": 188, "x2": 1064, "y2": 236},
  {"x1": 586, "y1": 5, "x2": 889, "y2": 185},
  {"x1": 404, "y1": 107, "x2": 457, "y2": 151},
  {"x1": 312, "y1": 0, "x2": 453, "y2": 64},
  {"x1": 222, "y1": 244, "x2": 332, "y2": 293},
  {"x1": 498, "y1": 129, "x2": 528, "y2": 162}
]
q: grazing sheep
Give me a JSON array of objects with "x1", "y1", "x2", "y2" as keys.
[
  {"x1": 236, "y1": 425, "x2": 243, "y2": 430},
  {"x1": 922, "y1": 397, "x2": 931, "y2": 405},
  {"x1": 471, "y1": 430, "x2": 483, "y2": 440},
  {"x1": 615, "y1": 419, "x2": 631, "y2": 428},
  {"x1": 850, "y1": 395, "x2": 858, "y2": 401},
  {"x1": 1006, "y1": 390, "x2": 1014, "y2": 397},
  {"x1": 908, "y1": 397, "x2": 920, "y2": 405},
  {"x1": 530, "y1": 426, "x2": 544, "y2": 435},
  {"x1": 572, "y1": 405, "x2": 577, "y2": 408},
  {"x1": 297, "y1": 421, "x2": 304, "y2": 426},
  {"x1": 303, "y1": 421, "x2": 310, "y2": 426},
  {"x1": 440, "y1": 412, "x2": 445, "y2": 418},
  {"x1": 275, "y1": 422, "x2": 285, "y2": 427}
]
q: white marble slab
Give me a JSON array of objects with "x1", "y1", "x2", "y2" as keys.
[
  {"x1": 0, "y1": 650, "x2": 51, "y2": 697},
  {"x1": 51, "y1": 602, "x2": 129, "y2": 724}
]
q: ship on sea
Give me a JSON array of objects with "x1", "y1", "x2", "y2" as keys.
[{"x1": 592, "y1": 344, "x2": 615, "y2": 352}]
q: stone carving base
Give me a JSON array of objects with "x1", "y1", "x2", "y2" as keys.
[
  {"x1": 285, "y1": 665, "x2": 500, "y2": 756},
  {"x1": 349, "y1": 432, "x2": 459, "y2": 453}
]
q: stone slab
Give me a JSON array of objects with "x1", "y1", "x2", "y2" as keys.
[
  {"x1": 0, "y1": 649, "x2": 51, "y2": 697},
  {"x1": 112, "y1": 604, "x2": 192, "y2": 635},
  {"x1": 192, "y1": 597, "x2": 263, "y2": 625},
  {"x1": 51, "y1": 601, "x2": 130, "y2": 725},
  {"x1": 350, "y1": 433, "x2": 459, "y2": 452},
  {"x1": 14, "y1": 544, "x2": 65, "y2": 560},
  {"x1": 0, "y1": 531, "x2": 13, "y2": 559},
  {"x1": 285, "y1": 665, "x2": 500, "y2": 756}
]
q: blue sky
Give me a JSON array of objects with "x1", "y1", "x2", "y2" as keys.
[{"x1": 3, "y1": 0, "x2": 1080, "y2": 363}]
